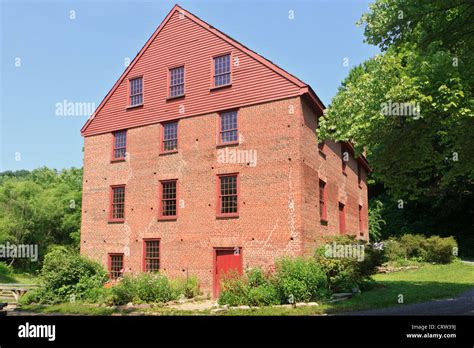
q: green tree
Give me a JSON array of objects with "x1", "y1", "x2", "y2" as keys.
[
  {"x1": 318, "y1": 0, "x2": 473, "y2": 199},
  {"x1": 0, "y1": 167, "x2": 83, "y2": 269}
]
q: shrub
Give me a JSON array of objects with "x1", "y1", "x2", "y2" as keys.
[
  {"x1": 218, "y1": 268, "x2": 282, "y2": 306},
  {"x1": 246, "y1": 284, "x2": 280, "y2": 306},
  {"x1": 111, "y1": 273, "x2": 174, "y2": 305},
  {"x1": 274, "y1": 257, "x2": 328, "y2": 302},
  {"x1": 399, "y1": 234, "x2": 426, "y2": 259},
  {"x1": 21, "y1": 246, "x2": 108, "y2": 304},
  {"x1": 0, "y1": 261, "x2": 14, "y2": 282},
  {"x1": 383, "y1": 239, "x2": 406, "y2": 261},
  {"x1": 170, "y1": 276, "x2": 200, "y2": 299},
  {"x1": 314, "y1": 236, "x2": 383, "y2": 293},
  {"x1": 423, "y1": 236, "x2": 457, "y2": 264},
  {"x1": 218, "y1": 271, "x2": 249, "y2": 306},
  {"x1": 383, "y1": 234, "x2": 457, "y2": 264}
]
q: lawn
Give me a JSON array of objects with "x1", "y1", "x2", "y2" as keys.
[
  {"x1": 15, "y1": 261, "x2": 474, "y2": 316},
  {"x1": 0, "y1": 267, "x2": 37, "y2": 284}
]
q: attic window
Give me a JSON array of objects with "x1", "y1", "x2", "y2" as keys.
[
  {"x1": 169, "y1": 66, "x2": 184, "y2": 97},
  {"x1": 129, "y1": 77, "x2": 143, "y2": 106},
  {"x1": 213, "y1": 54, "x2": 231, "y2": 87}
]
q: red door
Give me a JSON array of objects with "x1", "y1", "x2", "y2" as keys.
[{"x1": 214, "y1": 248, "x2": 242, "y2": 297}]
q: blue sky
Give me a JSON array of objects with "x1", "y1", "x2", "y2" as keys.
[{"x1": 0, "y1": 0, "x2": 378, "y2": 171}]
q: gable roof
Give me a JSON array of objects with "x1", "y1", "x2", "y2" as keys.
[{"x1": 80, "y1": 4, "x2": 325, "y2": 135}]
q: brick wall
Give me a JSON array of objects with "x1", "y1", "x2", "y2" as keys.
[{"x1": 80, "y1": 96, "x2": 368, "y2": 294}]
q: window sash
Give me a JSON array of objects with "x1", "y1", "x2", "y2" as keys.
[
  {"x1": 111, "y1": 187, "x2": 125, "y2": 220},
  {"x1": 219, "y1": 175, "x2": 238, "y2": 214},
  {"x1": 129, "y1": 78, "x2": 143, "y2": 106},
  {"x1": 163, "y1": 122, "x2": 178, "y2": 152},
  {"x1": 161, "y1": 181, "x2": 177, "y2": 217},
  {"x1": 113, "y1": 131, "x2": 127, "y2": 159},
  {"x1": 214, "y1": 55, "x2": 231, "y2": 86},
  {"x1": 220, "y1": 111, "x2": 238, "y2": 143},
  {"x1": 109, "y1": 255, "x2": 123, "y2": 279},
  {"x1": 169, "y1": 67, "x2": 184, "y2": 97},
  {"x1": 319, "y1": 181, "x2": 327, "y2": 221},
  {"x1": 145, "y1": 241, "x2": 160, "y2": 272}
]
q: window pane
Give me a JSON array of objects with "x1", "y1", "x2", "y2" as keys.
[
  {"x1": 145, "y1": 241, "x2": 160, "y2": 272},
  {"x1": 113, "y1": 131, "x2": 126, "y2": 159},
  {"x1": 112, "y1": 186, "x2": 125, "y2": 219},
  {"x1": 110, "y1": 255, "x2": 123, "y2": 279},
  {"x1": 219, "y1": 175, "x2": 238, "y2": 214},
  {"x1": 130, "y1": 78, "x2": 143, "y2": 106},
  {"x1": 163, "y1": 122, "x2": 178, "y2": 151},
  {"x1": 220, "y1": 111, "x2": 238, "y2": 143},
  {"x1": 161, "y1": 181, "x2": 177, "y2": 216},
  {"x1": 170, "y1": 66, "x2": 184, "y2": 97},
  {"x1": 214, "y1": 55, "x2": 231, "y2": 86}
]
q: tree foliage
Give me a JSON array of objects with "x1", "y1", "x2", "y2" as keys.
[
  {"x1": 0, "y1": 167, "x2": 82, "y2": 269},
  {"x1": 318, "y1": 0, "x2": 473, "y2": 200}
]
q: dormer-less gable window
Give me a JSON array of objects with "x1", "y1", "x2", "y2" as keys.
[
  {"x1": 129, "y1": 77, "x2": 143, "y2": 106},
  {"x1": 169, "y1": 66, "x2": 184, "y2": 98},
  {"x1": 213, "y1": 54, "x2": 231, "y2": 87}
]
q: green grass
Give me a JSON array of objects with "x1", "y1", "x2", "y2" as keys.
[
  {"x1": 15, "y1": 261, "x2": 474, "y2": 316},
  {"x1": 224, "y1": 261, "x2": 474, "y2": 315},
  {"x1": 19, "y1": 303, "x2": 117, "y2": 316},
  {"x1": 0, "y1": 265, "x2": 37, "y2": 284}
]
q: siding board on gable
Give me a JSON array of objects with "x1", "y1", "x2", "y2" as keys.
[{"x1": 83, "y1": 11, "x2": 301, "y2": 136}]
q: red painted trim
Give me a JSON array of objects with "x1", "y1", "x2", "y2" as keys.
[
  {"x1": 216, "y1": 173, "x2": 240, "y2": 218},
  {"x1": 142, "y1": 238, "x2": 161, "y2": 272},
  {"x1": 108, "y1": 184, "x2": 126, "y2": 223},
  {"x1": 319, "y1": 179, "x2": 327, "y2": 223},
  {"x1": 216, "y1": 109, "x2": 239, "y2": 146},
  {"x1": 338, "y1": 202, "x2": 346, "y2": 234},
  {"x1": 212, "y1": 246, "x2": 243, "y2": 298},
  {"x1": 110, "y1": 130, "x2": 127, "y2": 162},
  {"x1": 210, "y1": 52, "x2": 233, "y2": 90},
  {"x1": 167, "y1": 64, "x2": 186, "y2": 99},
  {"x1": 127, "y1": 75, "x2": 143, "y2": 108},
  {"x1": 158, "y1": 179, "x2": 178, "y2": 220},
  {"x1": 160, "y1": 120, "x2": 179, "y2": 154},
  {"x1": 108, "y1": 253, "x2": 124, "y2": 279}
]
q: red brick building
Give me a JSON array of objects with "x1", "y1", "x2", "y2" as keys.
[{"x1": 80, "y1": 5, "x2": 369, "y2": 296}]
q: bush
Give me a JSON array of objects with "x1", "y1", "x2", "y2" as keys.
[
  {"x1": 170, "y1": 276, "x2": 200, "y2": 299},
  {"x1": 0, "y1": 261, "x2": 13, "y2": 282},
  {"x1": 274, "y1": 257, "x2": 328, "y2": 302},
  {"x1": 384, "y1": 239, "x2": 406, "y2": 261},
  {"x1": 21, "y1": 246, "x2": 108, "y2": 304},
  {"x1": 218, "y1": 268, "x2": 283, "y2": 306},
  {"x1": 247, "y1": 284, "x2": 280, "y2": 306},
  {"x1": 111, "y1": 273, "x2": 174, "y2": 305},
  {"x1": 218, "y1": 271, "x2": 249, "y2": 306},
  {"x1": 314, "y1": 236, "x2": 383, "y2": 293},
  {"x1": 383, "y1": 234, "x2": 457, "y2": 264},
  {"x1": 423, "y1": 236, "x2": 457, "y2": 264}
]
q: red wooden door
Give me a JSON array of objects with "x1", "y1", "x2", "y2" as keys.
[{"x1": 214, "y1": 248, "x2": 242, "y2": 297}]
